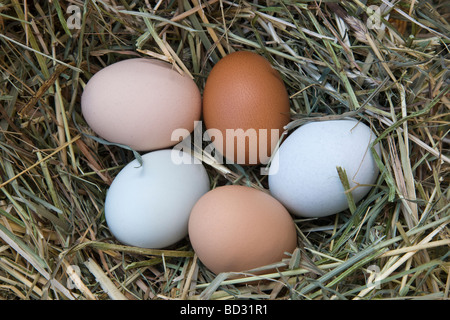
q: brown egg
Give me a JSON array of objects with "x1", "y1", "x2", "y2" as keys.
[
  {"x1": 188, "y1": 185, "x2": 297, "y2": 274},
  {"x1": 202, "y1": 51, "x2": 291, "y2": 165}
]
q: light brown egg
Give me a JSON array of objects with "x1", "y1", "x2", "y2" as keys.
[
  {"x1": 202, "y1": 51, "x2": 291, "y2": 165},
  {"x1": 188, "y1": 185, "x2": 297, "y2": 274},
  {"x1": 81, "y1": 58, "x2": 201, "y2": 151}
]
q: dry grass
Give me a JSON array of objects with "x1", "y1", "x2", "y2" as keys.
[{"x1": 0, "y1": 0, "x2": 449, "y2": 300}]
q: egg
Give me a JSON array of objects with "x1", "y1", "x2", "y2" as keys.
[
  {"x1": 202, "y1": 51, "x2": 290, "y2": 165},
  {"x1": 188, "y1": 185, "x2": 297, "y2": 274},
  {"x1": 105, "y1": 149, "x2": 210, "y2": 249},
  {"x1": 81, "y1": 58, "x2": 201, "y2": 151},
  {"x1": 268, "y1": 119, "x2": 381, "y2": 218}
]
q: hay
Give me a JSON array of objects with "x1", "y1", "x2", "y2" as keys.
[{"x1": 0, "y1": 0, "x2": 449, "y2": 300}]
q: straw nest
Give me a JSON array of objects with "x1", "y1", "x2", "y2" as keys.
[{"x1": 0, "y1": 0, "x2": 449, "y2": 300}]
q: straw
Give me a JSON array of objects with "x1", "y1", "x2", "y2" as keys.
[{"x1": 0, "y1": 0, "x2": 448, "y2": 300}]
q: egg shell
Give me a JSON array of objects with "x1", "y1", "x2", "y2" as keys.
[
  {"x1": 202, "y1": 51, "x2": 290, "y2": 165},
  {"x1": 268, "y1": 119, "x2": 381, "y2": 218},
  {"x1": 105, "y1": 149, "x2": 210, "y2": 249},
  {"x1": 188, "y1": 185, "x2": 297, "y2": 274},
  {"x1": 81, "y1": 58, "x2": 201, "y2": 151}
]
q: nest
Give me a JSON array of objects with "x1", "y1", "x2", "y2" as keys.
[{"x1": 0, "y1": 0, "x2": 449, "y2": 300}]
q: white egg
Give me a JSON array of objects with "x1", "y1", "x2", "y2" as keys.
[
  {"x1": 105, "y1": 149, "x2": 210, "y2": 249},
  {"x1": 268, "y1": 119, "x2": 380, "y2": 218}
]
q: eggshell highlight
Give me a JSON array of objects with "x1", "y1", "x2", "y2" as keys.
[
  {"x1": 81, "y1": 58, "x2": 201, "y2": 151},
  {"x1": 268, "y1": 119, "x2": 381, "y2": 218},
  {"x1": 202, "y1": 51, "x2": 290, "y2": 165},
  {"x1": 188, "y1": 185, "x2": 297, "y2": 274},
  {"x1": 105, "y1": 150, "x2": 210, "y2": 249}
]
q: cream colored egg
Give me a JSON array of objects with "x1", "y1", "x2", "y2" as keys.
[{"x1": 81, "y1": 58, "x2": 201, "y2": 151}]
